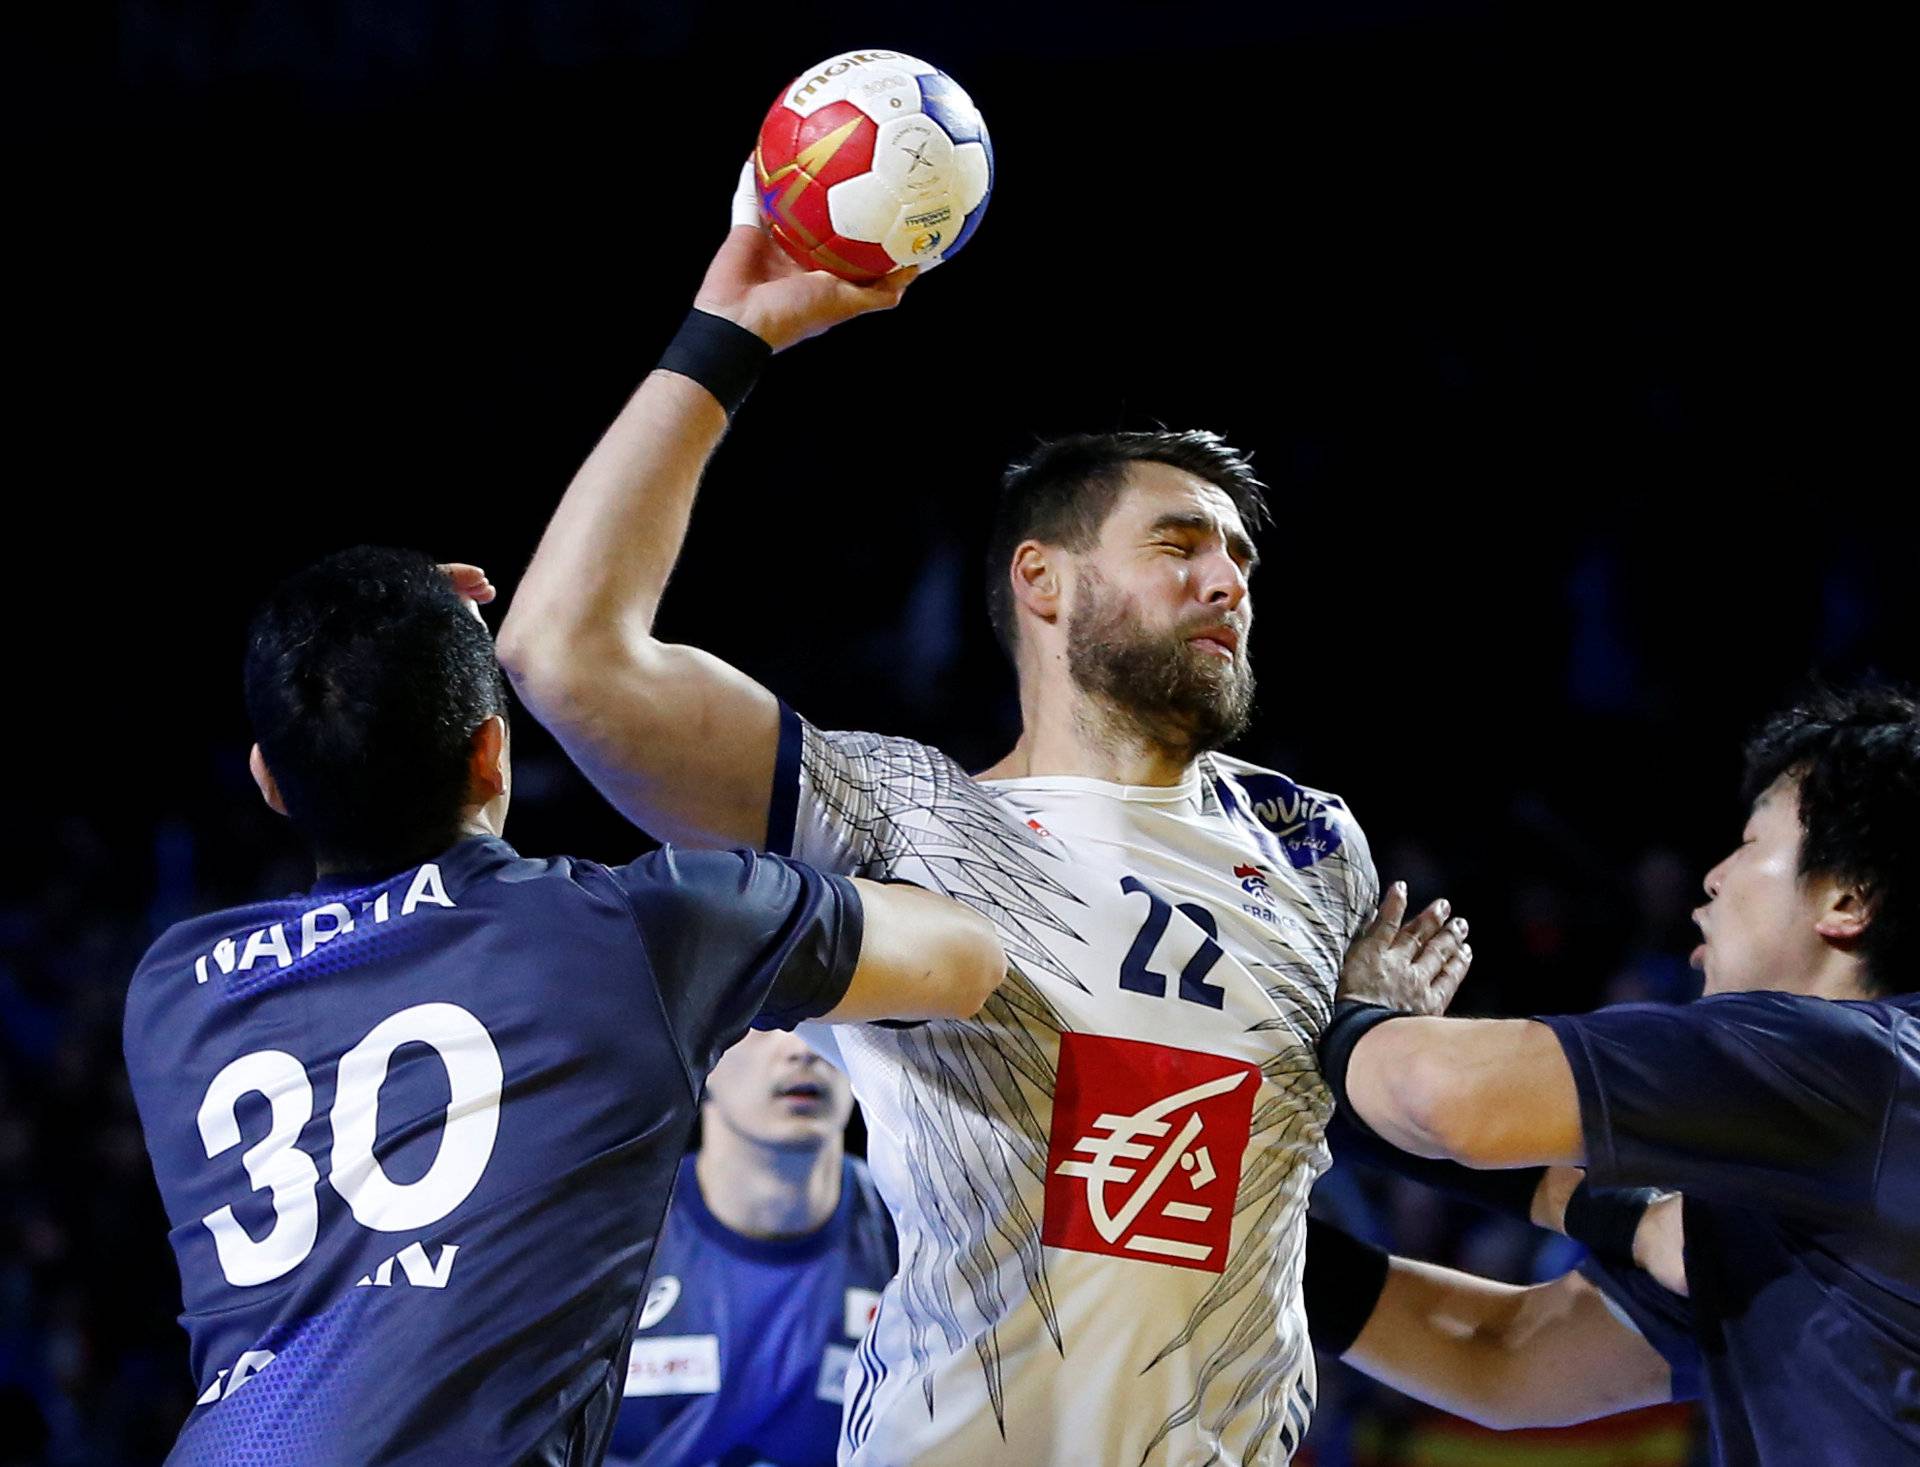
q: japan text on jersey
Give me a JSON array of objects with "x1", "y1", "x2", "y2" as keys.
[{"x1": 770, "y1": 706, "x2": 1376, "y2": 1467}]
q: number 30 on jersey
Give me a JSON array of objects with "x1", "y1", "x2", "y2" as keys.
[{"x1": 196, "y1": 1002, "x2": 501, "y2": 1287}]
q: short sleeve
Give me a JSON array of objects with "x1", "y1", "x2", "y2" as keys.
[
  {"x1": 615, "y1": 846, "x2": 865, "y2": 1078},
  {"x1": 1334, "y1": 803, "x2": 1380, "y2": 945},
  {"x1": 766, "y1": 703, "x2": 974, "y2": 877},
  {"x1": 1576, "y1": 1255, "x2": 1702, "y2": 1401},
  {"x1": 1540, "y1": 992, "x2": 1902, "y2": 1219}
]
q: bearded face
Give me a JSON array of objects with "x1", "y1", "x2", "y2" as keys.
[{"x1": 1065, "y1": 567, "x2": 1254, "y2": 761}]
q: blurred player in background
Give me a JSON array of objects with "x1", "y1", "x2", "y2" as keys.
[
  {"x1": 1326, "y1": 684, "x2": 1920, "y2": 1463},
  {"x1": 607, "y1": 1030, "x2": 896, "y2": 1467},
  {"x1": 123, "y1": 547, "x2": 1003, "y2": 1466},
  {"x1": 498, "y1": 195, "x2": 1467, "y2": 1464}
]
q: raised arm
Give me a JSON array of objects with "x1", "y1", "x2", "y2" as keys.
[{"x1": 498, "y1": 185, "x2": 912, "y2": 848}]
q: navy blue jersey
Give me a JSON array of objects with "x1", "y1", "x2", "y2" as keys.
[
  {"x1": 124, "y1": 836, "x2": 864, "y2": 1467},
  {"x1": 605, "y1": 1155, "x2": 898, "y2": 1467},
  {"x1": 1542, "y1": 990, "x2": 1920, "y2": 1465}
]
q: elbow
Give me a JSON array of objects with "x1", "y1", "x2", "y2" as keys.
[
  {"x1": 1388, "y1": 1050, "x2": 1493, "y2": 1164},
  {"x1": 495, "y1": 615, "x2": 564, "y2": 703},
  {"x1": 497, "y1": 636, "x2": 582, "y2": 728},
  {"x1": 495, "y1": 612, "x2": 585, "y2": 698},
  {"x1": 497, "y1": 620, "x2": 645, "y2": 728},
  {"x1": 939, "y1": 913, "x2": 1007, "y2": 1020}
]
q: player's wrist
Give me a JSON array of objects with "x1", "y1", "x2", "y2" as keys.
[
  {"x1": 1562, "y1": 1180, "x2": 1660, "y2": 1269},
  {"x1": 657, "y1": 308, "x2": 773, "y2": 415},
  {"x1": 1318, "y1": 998, "x2": 1405, "y2": 1113}
]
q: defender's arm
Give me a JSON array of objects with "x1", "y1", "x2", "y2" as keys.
[
  {"x1": 1345, "y1": 1257, "x2": 1676, "y2": 1429},
  {"x1": 1343, "y1": 1015, "x2": 1587, "y2": 1168}
]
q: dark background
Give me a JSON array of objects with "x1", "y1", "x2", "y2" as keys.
[{"x1": 3, "y1": 2, "x2": 1911, "y2": 1461}]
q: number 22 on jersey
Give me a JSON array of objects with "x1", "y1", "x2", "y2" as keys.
[{"x1": 1117, "y1": 875, "x2": 1227, "y2": 1009}]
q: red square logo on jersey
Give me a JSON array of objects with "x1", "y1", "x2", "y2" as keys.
[{"x1": 1042, "y1": 1034, "x2": 1259, "y2": 1274}]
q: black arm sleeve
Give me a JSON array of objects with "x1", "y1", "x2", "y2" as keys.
[{"x1": 1302, "y1": 1216, "x2": 1391, "y2": 1357}]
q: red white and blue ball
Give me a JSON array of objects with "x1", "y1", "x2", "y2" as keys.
[{"x1": 755, "y1": 50, "x2": 993, "y2": 282}]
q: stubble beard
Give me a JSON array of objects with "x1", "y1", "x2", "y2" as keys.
[{"x1": 1064, "y1": 572, "x2": 1255, "y2": 765}]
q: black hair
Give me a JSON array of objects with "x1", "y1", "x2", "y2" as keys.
[
  {"x1": 984, "y1": 429, "x2": 1270, "y2": 657},
  {"x1": 1742, "y1": 682, "x2": 1919, "y2": 996},
  {"x1": 244, "y1": 546, "x2": 509, "y2": 873}
]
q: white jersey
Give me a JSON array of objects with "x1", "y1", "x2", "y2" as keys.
[{"x1": 771, "y1": 708, "x2": 1378, "y2": 1467}]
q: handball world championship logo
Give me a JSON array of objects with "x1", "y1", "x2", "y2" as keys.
[
  {"x1": 1226, "y1": 773, "x2": 1347, "y2": 870},
  {"x1": 1043, "y1": 1034, "x2": 1259, "y2": 1274}
]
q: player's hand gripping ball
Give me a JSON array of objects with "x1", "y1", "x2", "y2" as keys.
[{"x1": 754, "y1": 50, "x2": 992, "y2": 281}]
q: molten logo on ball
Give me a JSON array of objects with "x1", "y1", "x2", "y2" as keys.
[{"x1": 754, "y1": 50, "x2": 993, "y2": 282}]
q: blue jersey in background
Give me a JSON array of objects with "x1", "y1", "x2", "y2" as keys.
[
  {"x1": 124, "y1": 836, "x2": 863, "y2": 1467},
  {"x1": 606, "y1": 1154, "x2": 897, "y2": 1467}
]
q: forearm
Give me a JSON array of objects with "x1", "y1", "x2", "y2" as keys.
[
  {"x1": 1341, "y1": 1015, "x2": 1586, "y2": 1168},
  {"x1": 500, "y1": 369, "x2": 728, "y2": 674},
  {"x1": 1346, "y1": 1261, "x2": 1671, "y2": 1429},
  {"x1": 497, "y1": 340, "x2": 781, "y2": 848}
]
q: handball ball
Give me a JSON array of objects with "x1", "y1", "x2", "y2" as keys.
[{"x1": 754, "y1": 50, "x2": 993, "y2": 281}]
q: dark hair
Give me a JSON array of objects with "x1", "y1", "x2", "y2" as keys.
[
  {"x1": 1742, "y1": 682, "x2": 1919, "y2": 996},
  {"x1": 244, "y1": 546, "x2": 509, "y2": 873},
  {"x1": 984, "y1": 429, "x2": 1271, "y2": 657}
]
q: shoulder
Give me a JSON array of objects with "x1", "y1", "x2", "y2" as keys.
[
  {"x1": 801, "y1": 717, "x2": 979, "y2": 791},
  {"x1": 1560, "y1": 991, "x2": 1907, "y2": 1106},
  {"x1": 127, "y1": 900, "x2": 280, "y2": 1009},
  {"x1": 1561, "y1": 989, "x2": 1898, "y2": 1049},
  {"x1": 1695, "y1": 988, "x2": 1905, "y2": 1048},
  {"x1": 614, "y1": 845, "x2": 809, "y2": 904},
  {"x1": 1206, "y1": 752, "x2": 1361, "y2": 821},
  {"x1": 1203, "y1": 753, "x2": 1371, "y2": 862}
]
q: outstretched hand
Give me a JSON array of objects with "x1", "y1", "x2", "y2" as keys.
[
  {"x1": 1338, "y1": 881, "x2": 1472, "y2": 1014},
  {"x1": 692, "y1": 162, "x2": 916, "y2": 353}
]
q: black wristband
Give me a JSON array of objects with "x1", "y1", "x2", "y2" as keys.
[
  {"x1": 656, "y1": 308, "x2": 772, "y2": 416},
  {"x1": 1302, "y1": 1217, "x2": 1391, "y2": 1357},
  {"x1": 1563, "y1": 1180, "x2": 1660, "y2": 1268},
  {"x1": 1317, "y1": 999, "x2": 1403, "y2": 1112}
]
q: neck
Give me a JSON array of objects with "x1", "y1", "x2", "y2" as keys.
[
  {"x1": 978, "y1": 660, "x2": 1196, "y2": 785},
  {"x1": 1778, "y1": 949, "x2": 1876, "y2": 1003},
  {"x1": 695, "y1": 1122, "x2": 844, "y2": 1240},
  {"x1": 312, "y1": 812, "x2": 498, "y2": 879}
]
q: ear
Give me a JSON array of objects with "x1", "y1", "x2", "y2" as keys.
[
  {"x1": 249, "y1": 745, "x2": 289, "y2": 818},
  {"x1": 1009, "y1": 541, "x2": 1063, "y2": 630},
  {"x1": 468, "y1": 715, "x2": 508, "y2": 804},
  {"x1": 1812, "y1": 879, "x2": 1874, "y2": 947}
]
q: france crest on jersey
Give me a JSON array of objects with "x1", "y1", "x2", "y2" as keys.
[{"x1": 124, "y1": 837, "x2": 863, "y2": 1466}]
